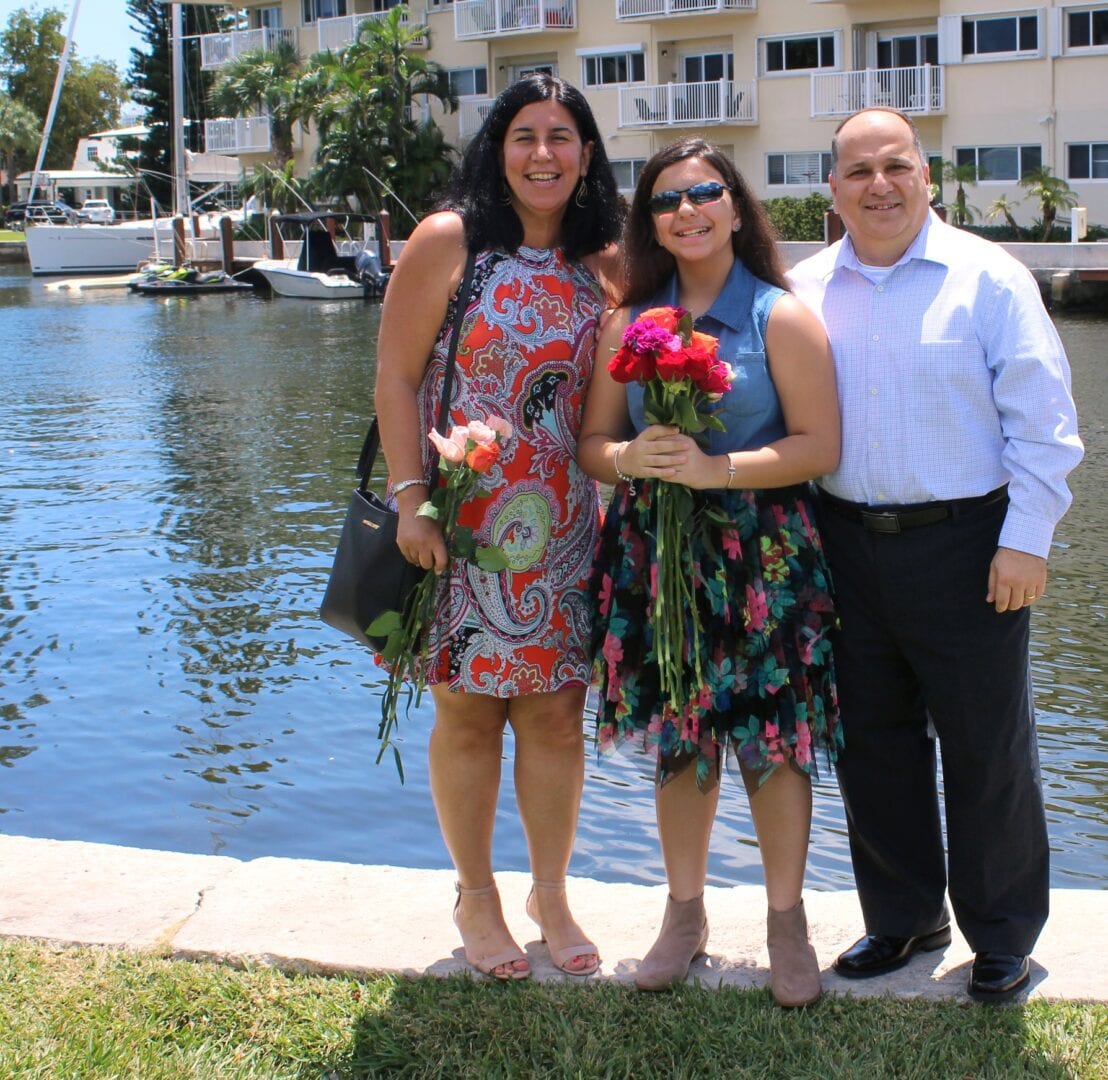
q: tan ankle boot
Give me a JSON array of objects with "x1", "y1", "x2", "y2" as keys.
[
  {"x1": 766, "y1": 900, "x2": 821, "y2": 1006},
  {"x1": 635, "y1": 894, "x2": 709, "y2": 991}
]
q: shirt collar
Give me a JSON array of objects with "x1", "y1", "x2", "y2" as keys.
[
  {"x1": 655, "y1": 258, "x2": 756, "y2": 333},
  {"x1": 833, "y1": 210, "x2": 953, "y2": 277}
]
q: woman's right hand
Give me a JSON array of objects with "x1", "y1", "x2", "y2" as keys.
[
  {"x1": 619, "y1": 424, "x2": 688, "y2": 481},
  {"x1": 397, "y1": 502, "x2": 449, "y2": 574}
]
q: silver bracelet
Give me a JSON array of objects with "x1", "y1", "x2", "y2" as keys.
[
  {"x1": 724, "y1": 456, "x2": 736, "y2": 490},
  {"x1": 612, "y1": 442, "x2": 636, "y2": 496},
  {"x1": 391, "y1": 478, "x2": 426, "y2": 496}
]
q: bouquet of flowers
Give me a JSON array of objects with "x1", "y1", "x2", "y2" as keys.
[
  {"x1": 368, "y1": 416, "x2": 512, "y2": 779},
  {"x1": 608, "y1": 306, "x2": 734, "y2": 714}
]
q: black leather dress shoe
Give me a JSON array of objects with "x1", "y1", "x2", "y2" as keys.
[
  {"x1": 968, "y1": 953, "x2": 1030, "y2": 1003},
  {"x1": 833, "y1": 925, "x2": 952, "y2": 978}
]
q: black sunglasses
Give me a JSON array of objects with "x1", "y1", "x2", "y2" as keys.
[{"x1": 648, "y1": 181, "x2": 730, "y2": 215}]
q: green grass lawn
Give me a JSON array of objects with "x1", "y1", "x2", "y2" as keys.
[
  {"x1": 1, "y1": 940, "x2": 1103, "y2": 1079},
  {"x1": 0, "y1": 229, "x2": 25, "y2": 243}
]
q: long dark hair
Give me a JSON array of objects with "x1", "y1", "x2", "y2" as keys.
[
  {"x1": 439, "y1": 73, "x2": 624, "y2": 260},
  {"x1": 623, "y1": 138, "x2": 786, "y2": 304}
]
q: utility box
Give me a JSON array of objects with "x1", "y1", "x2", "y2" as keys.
[{"x1": 1071, "y1": 207, "x2": 1088, "y2": 242}]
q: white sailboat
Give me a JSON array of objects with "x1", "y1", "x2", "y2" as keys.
[{"x1": 24, "y1": 2, "x2": 240, "y2": 276}]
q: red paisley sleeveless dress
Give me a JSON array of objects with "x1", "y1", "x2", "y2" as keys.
[{"x1": 414, "y1": 246, "x2": 604, "y2": 696}]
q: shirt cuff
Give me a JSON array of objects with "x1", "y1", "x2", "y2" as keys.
[{"x1": 998, "y1": 508, "x2": 1057, "y2": 560}]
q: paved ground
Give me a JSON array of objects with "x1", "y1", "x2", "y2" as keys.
[{"x1": 1, "y1": 834, "x2": 1103, "y2": 1002}]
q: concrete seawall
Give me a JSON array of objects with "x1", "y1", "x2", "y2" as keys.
[{"x1": 1, "y1": 834, "x2": 1103, "y2": 1002}]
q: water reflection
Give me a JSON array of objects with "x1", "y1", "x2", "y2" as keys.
[{"x1": 0, "y1": 269, "x2": 1103, "y2": 889}]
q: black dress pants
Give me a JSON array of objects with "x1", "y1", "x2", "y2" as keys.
[{"x1": 819, "y1": 494, "x2": 1049, "y2": 955}]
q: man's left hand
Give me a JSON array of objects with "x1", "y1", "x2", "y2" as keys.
[{"x1": 987, "y1": 547, "x2": 1048, "y2": 613}]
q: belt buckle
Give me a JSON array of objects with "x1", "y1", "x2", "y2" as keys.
[{"x1": 860, "y1": 510, "x2": 901, "y2": 534}]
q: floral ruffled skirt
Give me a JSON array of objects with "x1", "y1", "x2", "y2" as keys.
[{"x1": 590, "y1": 480, "x2": 841, "y2": 789}]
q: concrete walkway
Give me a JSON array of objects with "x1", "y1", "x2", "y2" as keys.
[{"x1": 1, "y1": 834, "x2": 1104, "y2": 1002}]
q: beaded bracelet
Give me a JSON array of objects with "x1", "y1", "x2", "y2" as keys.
[
  {"x1": 392, "y1": 478, "x2": 427, "y2": 496},
  {"x1": 613, "y1": 442, "x2": 637, "y2": 496}
]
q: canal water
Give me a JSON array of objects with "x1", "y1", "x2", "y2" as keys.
[{"x1": 0, "y1": 269, "x2": 1104, "y2": 891}]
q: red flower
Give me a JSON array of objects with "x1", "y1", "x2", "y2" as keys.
[
  {"x1": 466, "y1": 442, "x2": 500, "y2": 473},
  {"x1": 638, "y1": 306, "x2": 686, "y2": 332},
  {"x1": 609, "y1": 343, "x2": 658, "y2": 384}
]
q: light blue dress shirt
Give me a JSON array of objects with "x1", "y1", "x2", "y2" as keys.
[
  {"x1": 788, "y1": 212, "x2": 1083, "y2": 558},
  {"x1": 626, "y1": 259, "x2": 787, "y2": 457}
]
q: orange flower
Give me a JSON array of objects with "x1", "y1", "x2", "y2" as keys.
[{"x1": 466, "y1": 442, "x2": 501, "y2": 473}]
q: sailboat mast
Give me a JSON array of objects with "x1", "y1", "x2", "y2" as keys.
[
  {"x1": 170, "y1": 2, "x2": 190, "y2": 218},
  {"x1": 28, "y1": 0, "x2": 82, "y2": 203}
]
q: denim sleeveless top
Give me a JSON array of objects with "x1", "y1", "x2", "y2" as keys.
[{"x1": 626, "y1": 259, "x2": 786, "y2": 455}]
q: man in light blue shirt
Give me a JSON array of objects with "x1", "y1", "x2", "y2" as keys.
[{"x1": 789, "y1": 108, "x2": 1083, "y2": 1003}]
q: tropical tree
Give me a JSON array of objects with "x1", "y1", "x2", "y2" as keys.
[
  {"x1": 1019, "y1": 167, "x2": 1079, "y2": 241},
  {"x1": 986, "y1": 194, "x2": 1022, "y2": 238},
  {"x1": 0, "y1": 91, "x2": 39, "y2": 205},
  {"x1": 209, "y1": 40, "x2": 303, "y2": 171},
  {"x1": 941, "y1": 160, "x2": 981, "y2": 227},
  {"x1": 297, "y1": 6, "x2": 457, "y2": 234}
]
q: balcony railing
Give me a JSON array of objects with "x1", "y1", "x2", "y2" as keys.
[
  {"x1": 455, "y1": 0, "x2": 576, "y2": 39},
  {"x1": 618, "y1": 80, "x2": 757, "y2": 128},
  {"x1": 811, "y1": 64, "x2": 945, "y2": 118},
  {"x1": 458, "y1": 97, "x2": 494, "y2": 138},
  {"x1": 204, "y1": 115, "x2": 272, "y2": 155},
  {"x1": 199, "y1": 27, "x2": 297, "y2": 70},
  {"x1": 317, "y1": 9, "x2": 428, "y2": 52},
  {"x1": 617, "y1": 0, "x2": 755, "y2": 19}
]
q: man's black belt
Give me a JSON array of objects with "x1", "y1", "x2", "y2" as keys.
[{"x1": 817, "y1": 485, "x2": 1008, "y2": 535}]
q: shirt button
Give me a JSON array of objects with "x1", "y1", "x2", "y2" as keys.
[
  {"x1": 872, "y1": 441, "x2": 880, "y2": 449},
  {"x1": 870, "y1": 388, "x2": 879, "y2": 396},
  {"x1": 871, "y1": 334, "x2": 880, "y2": 342},
  {"x1": 876, "y1": 284, "x2": 885, "y2": 292}
]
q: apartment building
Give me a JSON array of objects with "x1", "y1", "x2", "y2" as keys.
[{"x1": 198, "y1": 0, "x2": 1108, "y2": 229}]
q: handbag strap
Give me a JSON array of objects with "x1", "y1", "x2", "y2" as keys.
[{"x1": 357, "y1": 247, "x2": 479, "y2": 492}]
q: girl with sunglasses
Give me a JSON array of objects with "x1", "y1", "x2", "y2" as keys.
[{"x1": 579, "y1": 138, "x2": 842, "y2": 1006}]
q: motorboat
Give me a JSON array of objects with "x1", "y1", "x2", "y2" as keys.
[
  {"x1": 24, "y1": 217, "x2": 178, "y2": 275},
  {"x1": 252, "y1": 212, "x2": 390, "y2": 300}
]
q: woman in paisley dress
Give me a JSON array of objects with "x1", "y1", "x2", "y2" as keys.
[
  {"x1": 374, "y1": 75, "x2": 624, "y2": 980},
  {"x1": 579, "y1": 139, "x2": 841, "y2": 1005}
]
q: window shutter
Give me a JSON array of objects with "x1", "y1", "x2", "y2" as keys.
[
  {"x1": 864, "y1": 31, "x2": 878, "y2": 70},
  {"x1": 937, "y1": 15, "x2": 962, "y2": 65}
]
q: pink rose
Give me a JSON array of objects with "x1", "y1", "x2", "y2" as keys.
[
  {"x1": 485, "y1": 415, "x2": 513, "y2": 441},
  {"x1": 428, "y1": 427, "x2": 465, "y2": 463}
]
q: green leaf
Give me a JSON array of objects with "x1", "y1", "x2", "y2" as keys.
[
  {"x1": 674, "y1": 394, "x2": 705, "y2": 432},
  {"x1": 392, "y1": 744, "x2": 405, "y2": 784},
  {"x1": 452, "y1": 527, "x2": 477, "y2": 561},
  {"x1": 476, "y1": 545, "x2": 508, "y2": 571},
  {"x1": 367, "y1": 610, "x2": 403, "y2": 636},
  {"x1": 676, "y1": 310, "x2": 694, "y2": 341}
]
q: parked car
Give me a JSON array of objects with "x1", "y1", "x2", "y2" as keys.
[
  {"x1": 24, "y1": 204, "x2": 74, "y2": 225},
  {"x1": 4, "y1": 199, "x2": 78, "y2": 228},
  {"x1": 78, "y1": 199, "x2": 115, "y2": 223}
]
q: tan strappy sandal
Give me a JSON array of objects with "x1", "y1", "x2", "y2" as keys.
[
  {"x1": 453, "y1": 882, "x2": 530, "y2": 981},
  {"x1": 525, "y1": 878, "x2": 600, "y2": 977}
]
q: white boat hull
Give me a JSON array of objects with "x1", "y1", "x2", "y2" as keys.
[
  {"x1": 24, "y1": 220, "x2": 177, "y2": 275},
  {"x1": 254, "y1": 260, "x2": 365, "y2": 299}
]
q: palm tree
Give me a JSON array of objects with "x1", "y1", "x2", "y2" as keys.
[
  {"x1": 986, "y1": 194, "x2": 1022, "y2": 238},
  {"x1": 941, "y1": 160, "x2": 982, "y2": 227},
  {"x1": 209, "y1": 40, "x2": 303, "y2": 170},
  {"x1": 297, "y1": 7, "x2": 457, "y2": 233},
  {"x1": 1018, "y1": 167, "x2": 1079, "y2": 242},
  {"x1": 0, "y1": 92, "x2": 41, "y2": 207}
]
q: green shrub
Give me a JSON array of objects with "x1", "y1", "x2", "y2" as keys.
[{"x1": 763, "y1": 193, "x2": 832, "y2": 241}]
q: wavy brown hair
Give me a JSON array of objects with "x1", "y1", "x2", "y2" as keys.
[{"x1": 623, "y1": 138, "x2": 786, "y2": 305}]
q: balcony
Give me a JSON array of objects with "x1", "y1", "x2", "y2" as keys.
[
  {"x1": 458, "y1": 97, "x2": 494, "y2": 139},
  {"x1": 616, "y1": 0, "x2": 755, "y2": 19},
  {"x1": 199, "y1": 27, "x2": 297, "y2": 71},
  {"x1": 454, "y1": 0, "x2": 576, "y2": 40},
  {"x1": 204, "y1": 115, "x2": 272, "y2": 155},
  {"x1": 811, "y1": 65, "x2": 945, "y2": 119},
  {"x1": 618, "y1": 80, "x2": 757, "y2": 129},
  {"x1": 317, "y1": 9, "x2": 429, "y2": 52}
]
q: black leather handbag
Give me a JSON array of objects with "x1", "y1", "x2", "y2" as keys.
[{"x1": 320, "y1": 249, "x2": 477, "y2": 649}]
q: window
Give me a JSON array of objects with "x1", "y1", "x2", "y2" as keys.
[
  {"x1": 763, "y1": 34, "x2": 836, "y2": 74},
  {"x1": 683, "y1": 51, "x2": 734, "y2": 82},
  {"x1": 767, "y1": 152, "x2": 832, "y2": 187},
  {"x1": 877, "y1": 33, "x2": 938, "y2": 68},
  {"x1": 448, "y1": 66, "x2": 488, "y2": 97},
  {"x1": 582, "y1": 51, "x2": 645, "y2": 88},
  {"x1": 1068, "y1": 7, "x2": 1108, "y2": 48},
  {"x1": 301, "y1": 0, "x2": 346, "y2": 23},
  {"x1": 1067, "y1": 142, "x2": 1108, "y2": 179},
  {"x1": 961, "y1": 13, "x2": 1038, "y2": 56},
  {"x1": 954, "y1": 144, "x2": 1042, "y2": 181},
  {"x1": 610, "y1": 158, "x2": 647, "y2": 193},
  {"x1": 85, "y1": 144, "x2": 100, "y2": 162},
  {"x1": 255, "y1": 6, "x2": 282, "y2": 29}
]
